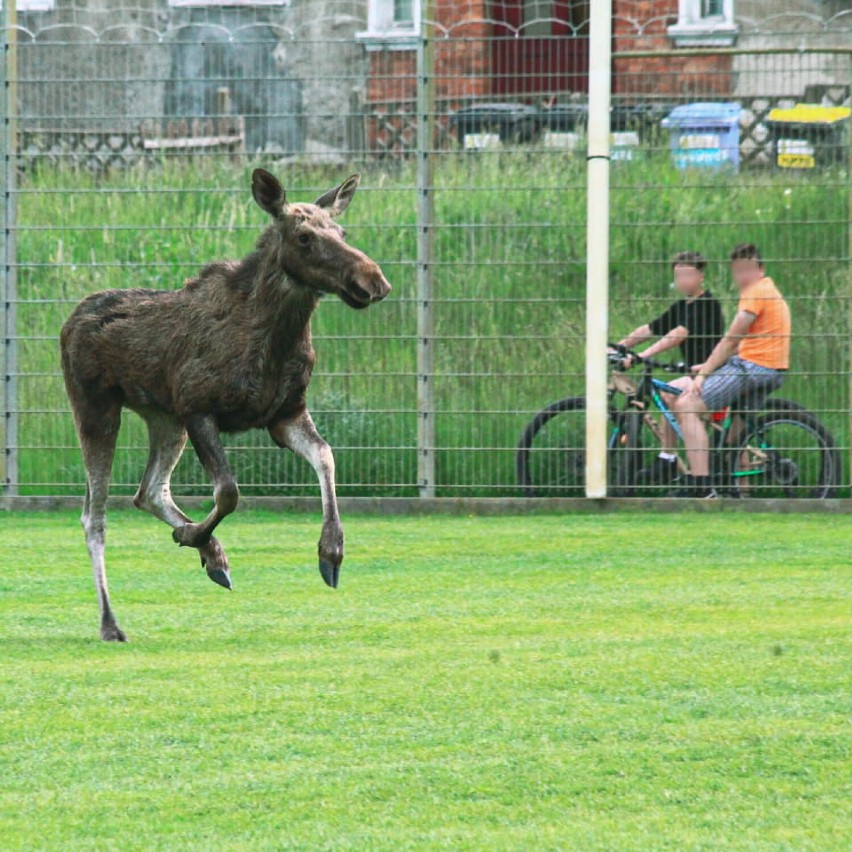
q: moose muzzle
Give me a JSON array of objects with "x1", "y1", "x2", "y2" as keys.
[{"x1": 341, "y1": 260, "x2": 391, "y2": 310}]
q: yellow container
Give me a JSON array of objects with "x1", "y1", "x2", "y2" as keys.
[
  {"x1": 766, "y1": 103, "x2": 851, "y2": 170},
  {"x1": 767, "y1": 104, "x2": 851, "y2": 125}
]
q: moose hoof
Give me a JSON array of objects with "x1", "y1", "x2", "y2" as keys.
[
  {"x1": 172, "y1": 523, "x2": 211, "y2": 549},
  {"x1": 101, "y1": 625, "x2": 128, "y2": 642},
  {"x1": 200, "y1": 540, "x2": 232, "y2": 590},
  {"x1": 319, "y1": 558, "x2": 340, "y2": 589},
  {"x1": 205, "y1": 563, "x2": 232, "y2": 590}
]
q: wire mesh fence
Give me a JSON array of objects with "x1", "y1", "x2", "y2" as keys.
[{"x1": 2, "y1": 1, "x2": 850, "y2": 501}]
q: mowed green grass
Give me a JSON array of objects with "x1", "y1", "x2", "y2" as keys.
[{"x1": 1, "y1": 510, "x2": 849, "y2": 850}]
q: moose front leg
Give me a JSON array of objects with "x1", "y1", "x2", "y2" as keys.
[
  {"x1": 269, "y1": 410, "x2": 343, "y2": 588},
  {"x1": 172, "y1": 414, "x2": 239, "y2": 561}
]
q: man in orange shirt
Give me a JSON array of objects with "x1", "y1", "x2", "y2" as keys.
[{"x1": 669, "y1": 243, "x2": 791, "y2": 497}]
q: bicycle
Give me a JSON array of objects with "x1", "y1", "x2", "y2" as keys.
[{"x1": 516, "y1": 343, "x2": 840, "y2": 498}]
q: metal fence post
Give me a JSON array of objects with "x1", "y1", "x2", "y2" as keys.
[
  {"x1": 416, "y1": 1, "x2": 436, "y2": 499},
  {"x1": 1, "y1": 0, "x2": 18, "y2": 495}
]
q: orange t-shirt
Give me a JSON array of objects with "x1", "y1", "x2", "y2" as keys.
[{"x1": 737, "y1": 276, "x2": 791, "y2": 370}]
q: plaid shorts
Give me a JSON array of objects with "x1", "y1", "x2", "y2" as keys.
[{"x1": 702, "y1": 356, "x2": 784, "y2": 412}]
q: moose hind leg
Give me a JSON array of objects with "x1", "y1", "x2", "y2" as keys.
[
  {"x1": 134, "y1": 411, "x2": 231, "y2": 589},
  {"x1": 76, "y1": 405, "x2": 126, "y2": 641},
  {"x1": 269, "y1": 410, "x2": 343, "y2": 589},
  {"x1": 171, "y1": 414, "x2": 239, "y2": 553},
  {"x1": 134, "y1": 410, "x2": 189, "y2": 526}
]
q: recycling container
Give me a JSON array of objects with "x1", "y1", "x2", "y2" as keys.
[
  {"x1": 450, "y1": 103, "x2": 540, "y2": 148},
  {"x1": 766, "y1": 103, "x2": 851, "y2": 170},
  {"x1": 661, "y1": 101, "x2": 742, "y2": 171}
]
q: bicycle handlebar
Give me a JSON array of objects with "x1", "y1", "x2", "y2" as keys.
[{"x1": 607, "y1": 342, "x2": 688, "y2": 375}]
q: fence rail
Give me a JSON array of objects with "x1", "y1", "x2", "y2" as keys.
[{"x1": 2, "y1": 1, "x2": 850, "y2": 503}]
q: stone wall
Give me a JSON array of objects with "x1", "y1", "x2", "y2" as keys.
[
  {"x1": 734, "y1": 1, "x2": 851, "y2": 101},
  {"x1": 15, "y1": 0, "x2": 370, "y2": 157}
]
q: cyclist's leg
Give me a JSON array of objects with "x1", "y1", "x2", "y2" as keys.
[
  {"x1": 676, "y1": 359, "x2": 747, "y2": 476},
  {"x1": 642, "y1": 376, "x2": 694, "y2": 486},
  {"x1": 677, "y1": 396, "x2": 711, "y2": 475},
  {"x1": 658, "y1": 376, "x2": 692, "y2": 453}
]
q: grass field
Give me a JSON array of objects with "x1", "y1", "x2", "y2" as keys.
[
  {"x1": 2, "y1": 510, "x2": 849, "y2": 849},
  {"x1": 16, "y1": 154, "x2": 850, "y2": 496}
]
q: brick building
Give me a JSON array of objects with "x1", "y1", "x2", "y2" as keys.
[
  {"x1": 14, "y1": 0, "x2": 850, "y2": 161},
  {"x1": 357, "y1": 0, "x2": 849, "y2": 154}
]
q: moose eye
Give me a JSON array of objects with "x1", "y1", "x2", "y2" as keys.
[{"x1": 298, "y1": 233, "x2": 310, "y2": 247}]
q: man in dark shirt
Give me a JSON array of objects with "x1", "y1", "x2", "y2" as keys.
[{"x1": 615, "y1": 251, "x2": 725, "y2": 484}]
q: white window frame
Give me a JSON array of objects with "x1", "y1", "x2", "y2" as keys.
[
  {"x1": 1, "y1": 0, "x2": 56, "y2": 11},
  {"x1": 667, "y1": 0, "x2": 738, "y2": 47},
  {"x1": 168, "y1": 0, "x2": 290, "y2": 7},
  {"x1": 357, "y1": 0, "x2": 420, "y2": 50}
]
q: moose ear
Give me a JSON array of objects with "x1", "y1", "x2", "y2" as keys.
[
  {"x1": 315, "y1": 174, "x2": 360, "y2": 218},
  {"x1": 251, "y1": 168, "x2": 287, "y2": 218}
]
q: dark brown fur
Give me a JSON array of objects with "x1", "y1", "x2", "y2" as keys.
[{"x1": 60, "y1": 169, "x2": 390, "y2": 641}]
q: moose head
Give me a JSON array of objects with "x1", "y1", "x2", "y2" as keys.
[{"x1": 251, "y1": 168, "x2": 391, "y2": 310}]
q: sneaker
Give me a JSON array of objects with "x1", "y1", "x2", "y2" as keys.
[
  {"x1": 666, "y1": 475, "x2": 718, "y2": 499},
  {"x1": 638, "y1": 456, "x2": 678, "y2": 486}
]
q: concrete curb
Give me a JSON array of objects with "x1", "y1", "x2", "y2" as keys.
[{"x1": 1, "y1": 495, "x2": 850, "y2": 514}]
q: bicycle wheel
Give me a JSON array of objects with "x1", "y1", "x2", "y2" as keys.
[
  {"x1": 516, "y1": 398, "x2": 639, "y2": 497},
  {"x1": 729, "y1": 400, "x2": 840, "y2": 498},
  {"x1": 516, "y1": 397, "x2": 586, "y2": 497},
  {"x1": 611, "y1": 410, "x2": 644, "y2": 496}
]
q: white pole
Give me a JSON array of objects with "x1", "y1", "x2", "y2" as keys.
[{"x1": 584, "y1": 0, "x2": 613, "y2": 499}]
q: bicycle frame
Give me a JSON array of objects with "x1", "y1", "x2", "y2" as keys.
[{"x1": 607, "y1": 349, "x2": 763, "y2": 482}]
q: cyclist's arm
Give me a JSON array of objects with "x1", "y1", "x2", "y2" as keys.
[
  {"x1": 637, "y1": 325, "x2": 688, "y2": 360},
  {"x1": 618, "y1": 323, "x2": 654, "y2": 350},
  {"x1": 694, "y1": 310, "x2": 756, "y2": 379}
]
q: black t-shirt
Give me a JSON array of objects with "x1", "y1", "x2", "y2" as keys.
[{"x1": 648, "y1": 291, "x2": 725, "y2": 367}]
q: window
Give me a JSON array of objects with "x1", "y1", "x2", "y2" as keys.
[
  {"x1": 393, "y1": 0, "x2": 413, "y2": 26},
  {"x1": 357, "y1": 0, "x2": 420, "y2": 48},
  {"x1": 523, "y1": 0, "x2": 553, "y2": 37},
  {"x1": 668, "y1": 0, "x2": 737, "y2": 47}
]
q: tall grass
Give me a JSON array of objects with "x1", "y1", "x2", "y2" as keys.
[{"x1": 15, "y1": 152, "x2": 849, "y2": 496}]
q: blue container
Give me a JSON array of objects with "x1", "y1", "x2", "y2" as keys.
[{"x1": 661, "y1": 102, "x2": 741, "y2": 171}]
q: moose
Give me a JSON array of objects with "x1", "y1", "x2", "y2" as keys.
[{"x1": 60, "y1": 169, "x2": 391, "y2": 641}]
